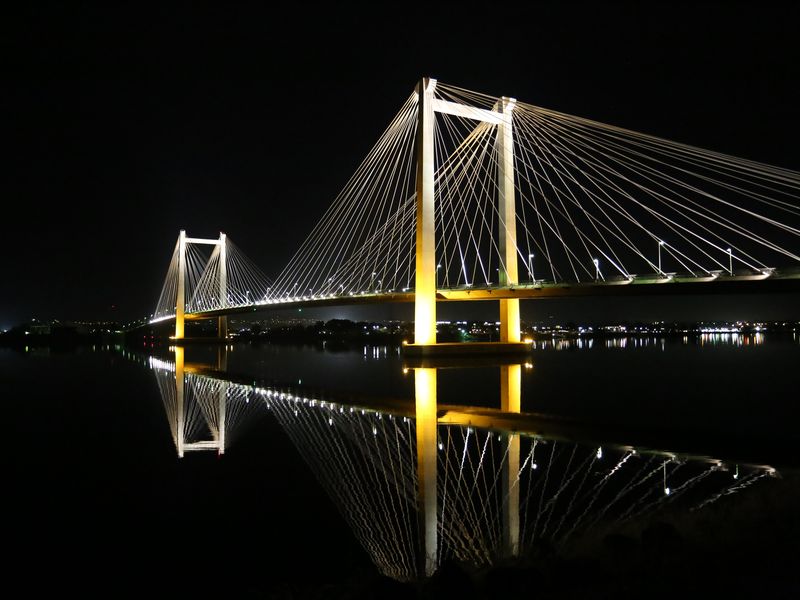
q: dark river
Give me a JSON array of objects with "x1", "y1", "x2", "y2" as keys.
[{"x1": 6, "y1": 333, "x2": 800, "y2": 597}]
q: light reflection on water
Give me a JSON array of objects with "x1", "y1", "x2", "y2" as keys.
[
  {"x1": 699, "y1": 332, "x2": 764, "y2": 347},
  {"x1": 527, "y1": 332, "x2": 768, "y2": 351},
  {"x1": 363, "y1": 345, "x2": 394, "y2": 360},
  {"x1": 137, "y1": 345, "x2": 779, "y2": 581}
]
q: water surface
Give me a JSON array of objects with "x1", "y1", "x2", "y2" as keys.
[{"x1": 5, "y1": 334, "x2": 799, "y2": 596}]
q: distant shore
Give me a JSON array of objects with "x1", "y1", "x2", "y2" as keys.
[{"x1": 2, "y1": 317, "x2": 796, "y2": 349}]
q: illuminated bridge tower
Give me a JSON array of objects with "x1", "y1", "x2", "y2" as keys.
[
  {"x1": 173, "y1": 230, "x2": 228, "y2": 341},
  {"x1": 408, "y1": 78, "x2": 528, "y2": 355}
]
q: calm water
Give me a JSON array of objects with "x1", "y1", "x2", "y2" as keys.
[{"x1": 6, "y1": 334, "x2": 800, "y2": 596}]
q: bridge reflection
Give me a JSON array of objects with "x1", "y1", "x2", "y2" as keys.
[{"x1": 145, "y1": 347, "x2": 776, "y2": 581}]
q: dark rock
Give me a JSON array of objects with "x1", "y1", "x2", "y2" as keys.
[
  {"x1": 602, "y1": 533, "x2": 640, "y2": 562},
  {"x1": 422, "y1": 560, "x2": 478, "y2": 600},
  {"x1": 641, "y1": 521, "x2": 683, "y2": 559},
  {"x1": 353, "y1": 575, "x2": 414, "y2": 600},
  {"x1": 483, "y1": 564, "x2": 541, "y2": 594}
]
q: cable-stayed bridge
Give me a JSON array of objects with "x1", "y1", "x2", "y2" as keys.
[
  {"x1": 141, "y1": 348, "x2": 776, "y2": 581},
  {"x1": 149, "y1": 78, "x2": 800, "y2": 350}
]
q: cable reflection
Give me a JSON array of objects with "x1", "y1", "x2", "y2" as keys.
[{"x1": 144, "y1": 348, "x2": 776, "y2": 581}]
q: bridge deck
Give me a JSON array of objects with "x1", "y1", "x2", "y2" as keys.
[{"x1": 178, "y1": 272, "x2": 800, "y2": 321}]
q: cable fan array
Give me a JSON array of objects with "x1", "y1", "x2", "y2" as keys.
[
  {"x1": 150, "y1": 81, "x2": 799, "y2": 318},
  {"x1": 152, "y1": 235, "x2": 272, "y2": 321},
  {"x1": 188, "y1": 240, "x2": 273, "y2": 312},
  {"x1": 146, "y1": 358, "x2": 775, "y2": 582},
  {"x1": 152, "y1": 239, "x2": 215, "y2": 321},
  {"x1": 267, "y1": 80, "x2": 800, "y2": 301},
  {"x1": 269, "y1": 92, "x2": 421, "y2": 300}
]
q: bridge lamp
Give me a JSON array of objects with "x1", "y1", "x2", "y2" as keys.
[
  {"x1": 658, "y1": 240, "x2": 665, "y2": 274},
  {"x1": 593, "y1": 258, "x2": 600, "y2": 280},
  {"x1": 727, "y1": 248, "x2": 733, "y2": 275},
  {"x1": 437, "y1": 263, "x2": 441, "y2": 287},
  {"x1": 528, "y1": 253, "x2": 535, "y2": 283}
]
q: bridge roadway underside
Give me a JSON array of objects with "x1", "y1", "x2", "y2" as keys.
[{"x1": 184, "y1": 276, "x2": 800, "y2": 321}]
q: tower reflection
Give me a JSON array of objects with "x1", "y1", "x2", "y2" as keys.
[
  {"x1": 150, "y1": 346, "x2": 258, "y2": 457},
  {"x1": 148, "y1": 348, "x2": 776, "y2": 582}
]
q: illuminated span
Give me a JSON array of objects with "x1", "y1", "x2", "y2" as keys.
[{"x1": 148, "y1": 78, "x2": 800, "y2": 350}]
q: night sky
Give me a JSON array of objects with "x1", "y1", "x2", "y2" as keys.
[{"x1": 4, "y1": 3, "x2": 800, "y2": 328}]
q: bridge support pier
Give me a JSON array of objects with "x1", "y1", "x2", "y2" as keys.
[{"x1": 499, "y1": 299, "x2": 520, "y2": 343}]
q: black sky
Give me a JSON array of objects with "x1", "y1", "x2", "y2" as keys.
[{"x1": 4, "y1": 2, "x2": 800, "y2": 327}]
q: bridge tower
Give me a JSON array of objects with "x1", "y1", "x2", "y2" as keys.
[
  {"x1": 175, "y1": 230, "x2": 187, "y2": 340},
  {"x1": 411, "y1": 78, "x2": 524, "y2": 352},
  {"x1": 497, "y1": 98, "x2": 520, "y2": 343},
  {"x1": 218, "y1": 232, "x2": 228, "y2": 339},
  {"x1": 414, "y1": 78, "x2": 437, "y2": 345},
  {"x1": 172, "y1": 230, "x2": 228, "y2": 341}
]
